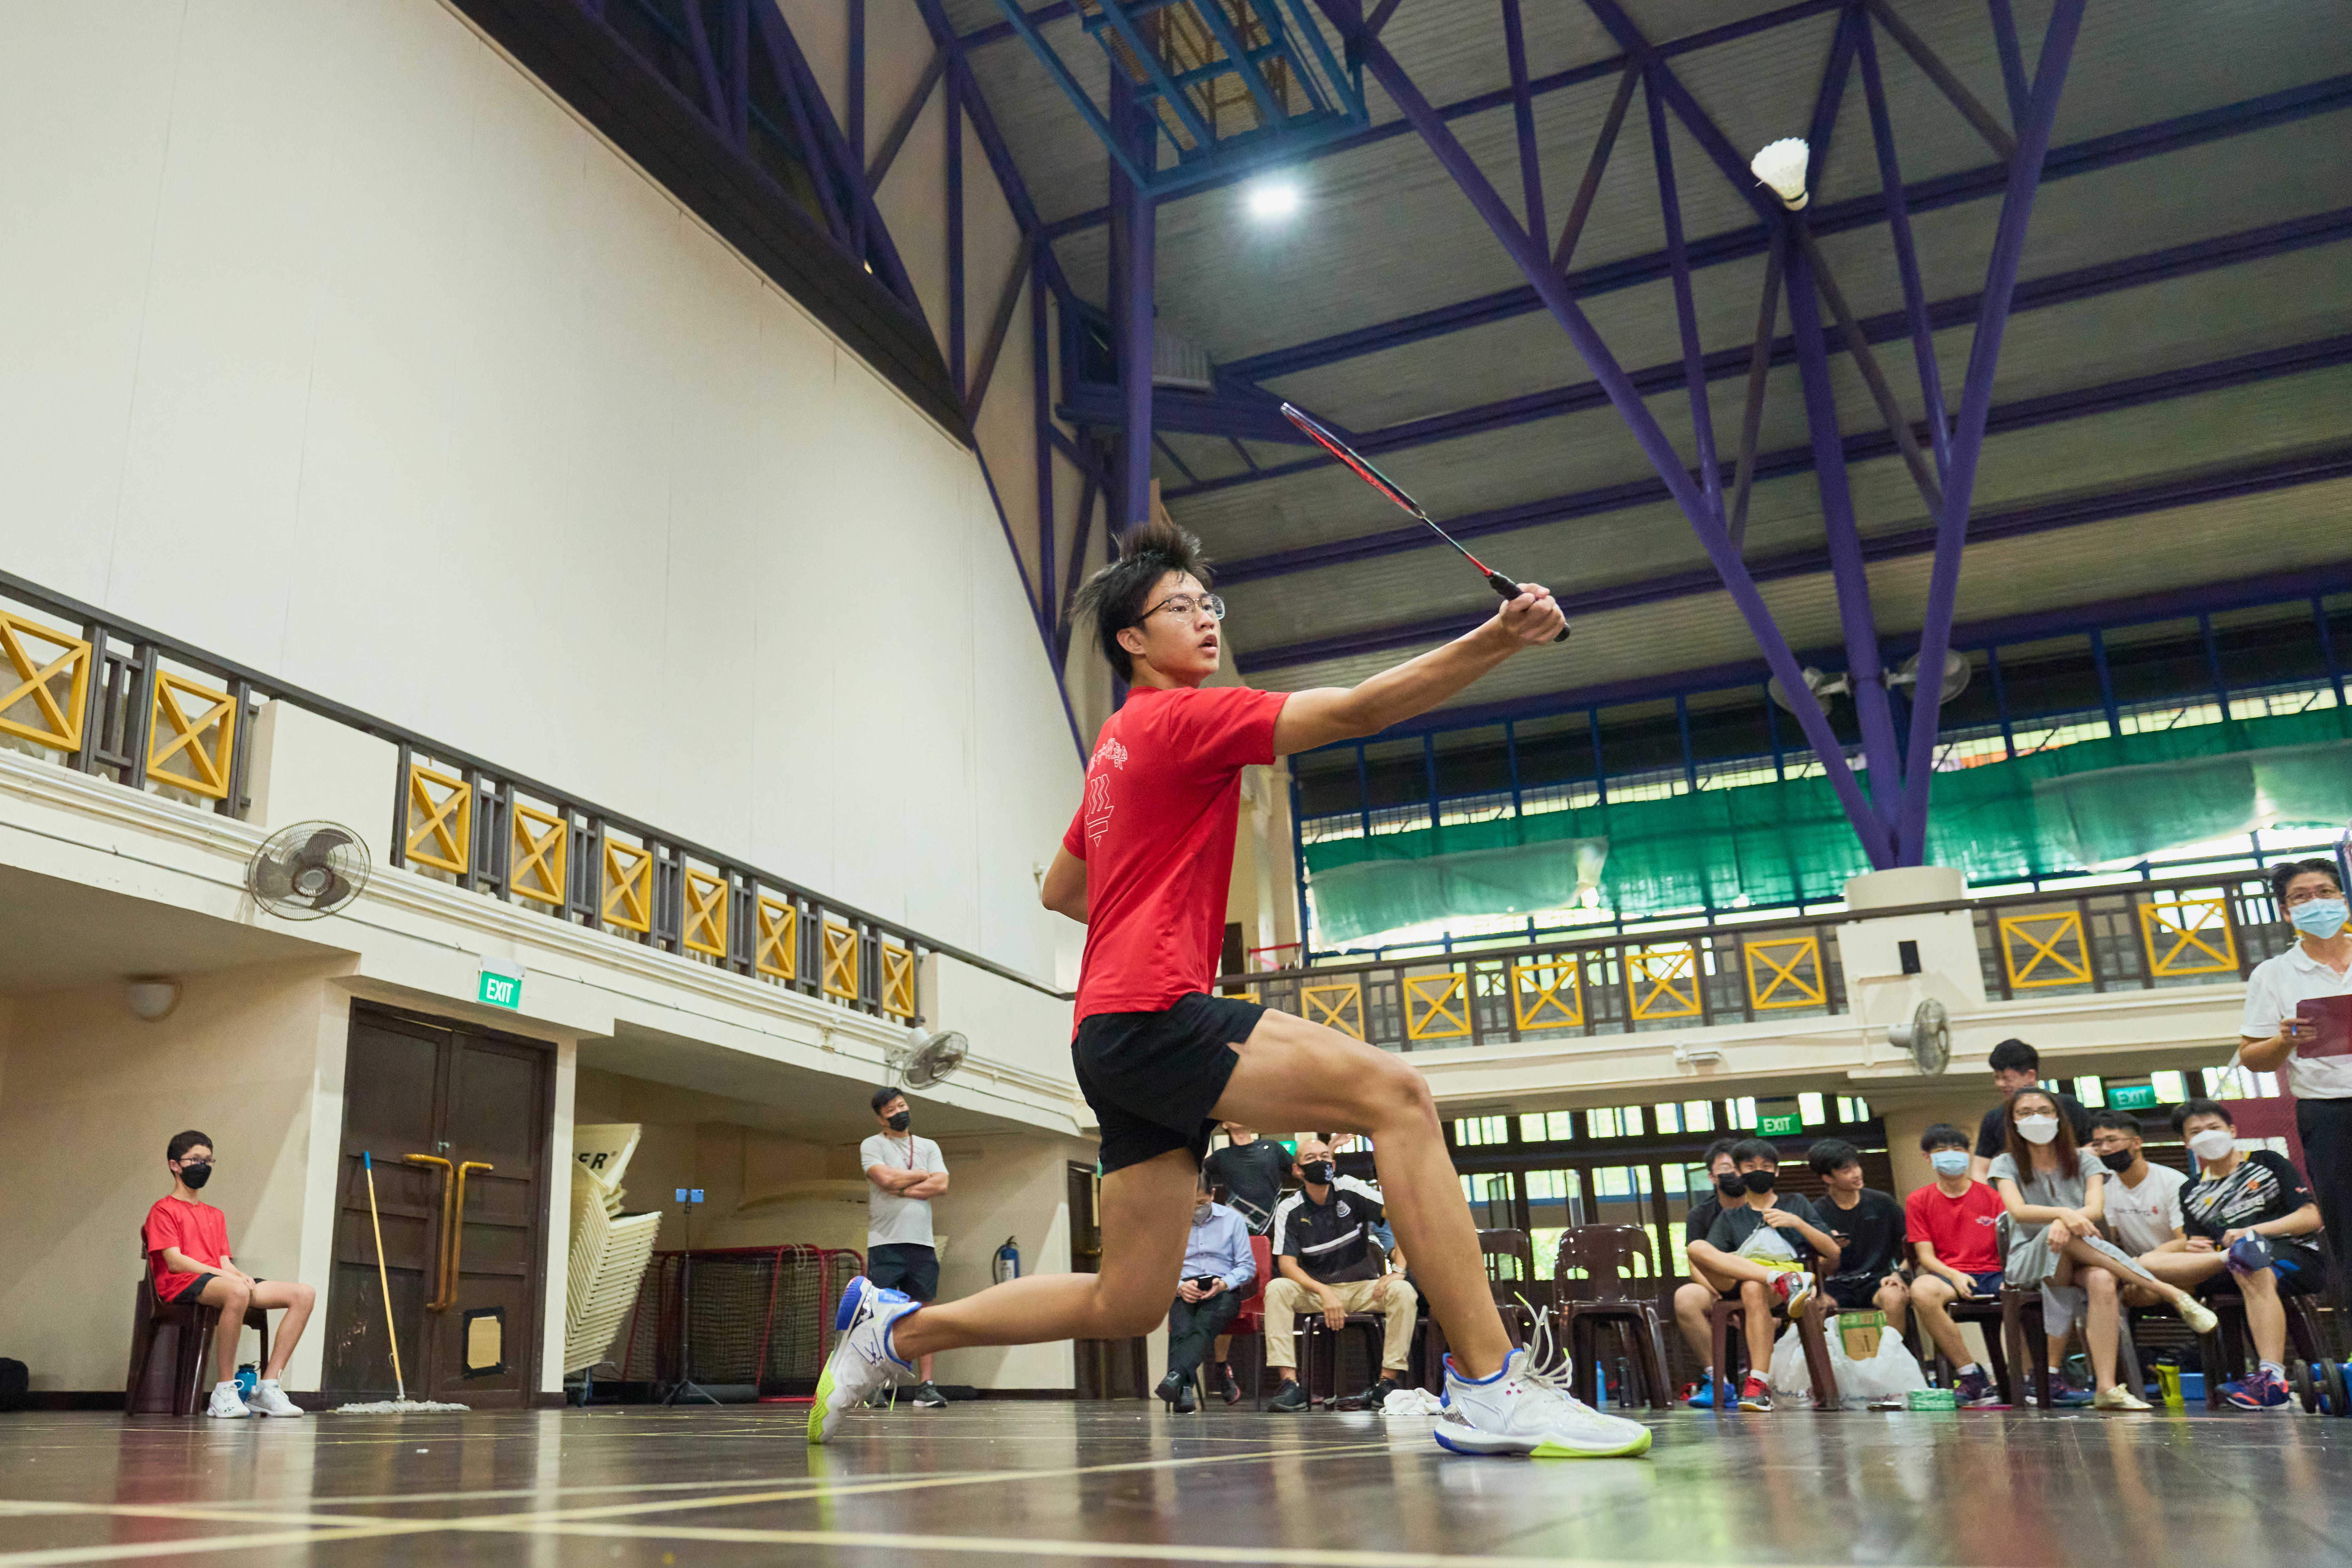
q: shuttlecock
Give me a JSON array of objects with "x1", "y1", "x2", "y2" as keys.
[{"x1": 1751, "y1": 137, "x2": 1810, "y2": 209}]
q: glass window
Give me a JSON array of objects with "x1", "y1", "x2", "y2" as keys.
[
  {"x1": 1799, "y1": 1093, "x2": 1826, "y2": 1126},
  {"x1": 1519, "y1": 1111, "x2": 1575, "y2": 1143},
  {"x1": 1683, "y1": 1101, "x2": 1715, "y2": 1132},
  {"x1": 1653, "y1": 1103, "x2": 1682, "y2": 1134},
  {"x1": 2151, "y1": 1070, "x2": 2189, "y2": 1103},
  {"x1": 1836, "y1": 1095, "x2": 1870, "y2": 1123},
  {"x1": 1726, "y1": 1097, "x2": 1757, "y2": 1129},
  {"x1": 1587, "y1": 1106, "x2": 1642, "y2": 1138},
  {"x1": 2073, "y1": 1076, "x2": 2106, "y2": 1108},
  {"x1": 1461, "y1": 1171, "x2": 1516, "y2": 1229},
  {"x1": 2207, "y1": 1066, "x2": 2280, "y2": 1099},
  {"x1": 1454, "y1": 1115, "x2": 1511, "y2": 1147},
  {"x1": 1585, "y1": 1164, "x2": 1660, "y2": 1281}
]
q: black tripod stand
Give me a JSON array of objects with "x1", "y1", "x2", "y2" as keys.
[{"x1": 663, "y1": 1189, "x2": 719, "y2": 1406}]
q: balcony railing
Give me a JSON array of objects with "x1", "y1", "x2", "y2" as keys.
[
  {"x1": 1220, "y1": 870, "x2": 2288, "y2": 1052},
  {"x1": 0, "y1": 569, "x2": 1067, "y2": 1021}
]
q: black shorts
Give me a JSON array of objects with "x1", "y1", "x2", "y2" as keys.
[
  {"x1": 1824, "y1": 1274, "x2": 1892, "y2": 1311},
  {"x1": 867, "y1": 1243, "x2": 940, "y2": 1302},
  {"x1": 173, "y1": 1273, "x2": 220, "y2": 1306},
  {"x1": 1074, "y1": 993, "x2": 1265, "y2": 1175}
]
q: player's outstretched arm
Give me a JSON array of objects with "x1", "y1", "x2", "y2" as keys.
[{"x1": 1271, "y1": 586, "x2": 1564, "y2": 757}]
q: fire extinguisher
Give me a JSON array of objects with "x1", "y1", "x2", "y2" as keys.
[{"x1": 993, "y1": 1236, "x2": 1020, "y2": 1285}]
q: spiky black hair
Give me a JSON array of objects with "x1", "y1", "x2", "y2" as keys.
[{"x1": 1072, "y1": 514, "x2": 1213, "y2": 679}]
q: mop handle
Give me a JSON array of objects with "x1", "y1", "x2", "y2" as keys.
[{"x1": 362, "y1": 1152, "x2": 406, "y2": 1401}]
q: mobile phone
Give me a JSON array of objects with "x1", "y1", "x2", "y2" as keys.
[{"x1": 1188, "y1": 1275, "x2": 1221, "y2": 1290}]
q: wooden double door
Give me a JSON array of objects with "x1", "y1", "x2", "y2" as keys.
[{"x1": 321, "y1": 1005, "x2": 554, "y2": 1406}]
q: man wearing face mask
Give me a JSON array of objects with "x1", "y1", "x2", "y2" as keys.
[
  {"x1": 862, "y1": 1088, "x2": 951, "y2": 1407},
  {"x1": 145, "y1": 1130, "x2": 316, "y2": 1418},
  {"x1": 2232, "y1": 857, "x2": 2352, "y2": 1285},
  {"x1": 1262, "y1": 1139, "x2": 1416, "y2": 1412},
  {"x1": 2085, "y1": 1111, "x2": 2186, "y2": 1261},
  {"x1": 1684, "y1": 1140, "x2": 1838, "y2": 1412},
  {"x1": 1672, "y1": 1140, "x2": 1746, "y2": 1407},
  {"x1": 1156, "y1": 1170, "x2": 1256, "y2": 1413},
  {"x1": 1904, "y1": 1123, "x2": 2007, "y2": 1408}
]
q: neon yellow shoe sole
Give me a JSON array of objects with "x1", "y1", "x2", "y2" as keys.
[
  {"x1": 1531, "y1": 1425, "x2": 1653, "y2": 1458},
  {"x1": 808, "y1": 1364, "x2": 836, "y2": 1444}
]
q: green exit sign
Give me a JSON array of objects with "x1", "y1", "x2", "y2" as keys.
[
  {"x1": 478, "y1": 959, "x2": 524, "y2": 1011},
  {"x1": 2107, "y1": 1082, "x2": 2159, "y2": 1110},
  {"x1": 1756, "y1": 1098, "x2": 1803, "y2": 1138}
]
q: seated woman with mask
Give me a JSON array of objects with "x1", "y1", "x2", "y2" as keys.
[{"x1": 1988, "y1": 1089, "x2": 2218, "y2": 1411}]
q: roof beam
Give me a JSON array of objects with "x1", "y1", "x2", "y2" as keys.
[
  {"x1": 1169, "y1": 207, "x2": 2352, "y2": 505},
  {"x1": 1238, "y1": 440, "x2": 2352, "y2": 673}
]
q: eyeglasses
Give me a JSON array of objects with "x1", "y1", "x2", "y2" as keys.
[
  {"x1": 1135, "y1": 592, "x2": 1225, "y2": 625},
  {"x1": 2285, "y1": 882, "x2": 2344, "y2": 907}
]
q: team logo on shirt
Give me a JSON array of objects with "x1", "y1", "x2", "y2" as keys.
[
  {"x1": 1083, "y1": 736, "x2": 1125, "y2": 848},
  {"x1": 1095, "y1": 737, "x2": 1128, "y2": 771}
]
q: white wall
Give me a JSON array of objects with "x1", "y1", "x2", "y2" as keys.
[{"x1": 0, "y1": 0, "x2": 1080, "y2": 979}]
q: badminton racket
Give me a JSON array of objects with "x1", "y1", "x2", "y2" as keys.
[{"x1": 1280, "y1": 402, "x2": 1569, "y2": 642}]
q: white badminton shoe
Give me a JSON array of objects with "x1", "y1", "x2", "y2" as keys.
[
  {"x1": 1435, "y1": 1313, "x2": 1653, "y2": 1459},
  {"x1": 808, "y1": 1275, "x2": 919, "y2": 1444},
  {"x1": 206, "y1": 1382, "x2": 251, "y2": 1419},
  {"x1": 246, "y1": 1380, "x2": 304, "y2": 1418}
]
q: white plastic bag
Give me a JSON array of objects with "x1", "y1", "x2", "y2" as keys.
[
  {"x1": 1767, "y1": 1324, "x2": 1815, "y2": 1403},
  {"x1": 1827, "y1": 1322, "x2": 1930, "y2": 1403},
  {"x1": 1736, "y1": 1223, "x2": 1801, "y2": 1264}
]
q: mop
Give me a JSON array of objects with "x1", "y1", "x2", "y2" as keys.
[{"x1": 335, "y1": 1151, "x2": 470, "y2": 1413}]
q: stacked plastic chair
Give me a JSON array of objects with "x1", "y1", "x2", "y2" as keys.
[{"x1": 564, "y1": 1123, "x2": 664, "y2": 1385}]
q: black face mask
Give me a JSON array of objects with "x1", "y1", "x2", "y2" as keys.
[
  {"x1": 1715, "y1": 1173, "x2": 1746, "y2": 1198},
  {"x1": 178, "y1": 1161, "x2": 213, "y2": 1190},
  {"x1": 1741, "y1": 1170, "x2": 1777, "y2": 1195},
  {"x1": 1301, "y1": 1160, "x2": 1335, "y2": 1186},
  {"x1": 887, "y1": 1110, "x2": 911, "y2": 1132},
  {"x1": 2097, "y1": 1149, "x2": 2135, "y2": 1174}
]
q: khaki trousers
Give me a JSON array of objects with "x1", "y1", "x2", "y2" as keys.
[{"x1": 1263, "y1": 1276, "x2": 1417, "y2": 1373}]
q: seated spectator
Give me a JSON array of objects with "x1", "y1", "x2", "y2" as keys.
[
  {"x1": 2134, "y1": 1099, "x2": 2325, "y2": 1410},
  {"x1": 1988, "y1": 1090, "x2": 2217, "y2": 1411},
  {"x1": 1906, "y1": 1123, "x2": 2009, "y2": 1407},
  {"x1": 144, "y1": 1130, "x2": 316, "y2": 1419},
  {"x1": 1684, "y1": 1139, "x2": 1838, "y2": 1412},
  {"x1": 1672, "y1": 1139, "x2": 1745, "y2": 1407},
  {"x1": 1971, "y1": 1038, "x2": 2092, "y2": 1180},
  {"x1": 1809, "y1": 1138, "x2": 1911, "y2": 1333},
  {"x1": 1156, "y1": 1171, "x2": 1256, "y2": 1414},
  {"x1": 1201, "y1": 1121, "x2": 1290, "y2": 1404},
  {"x1": 2087, "y1": 1110, "x2": 2186, "y2": 1259},
  {"x1": 1263, "y1": 1139, "x2": 1416, "y2": 1412}
]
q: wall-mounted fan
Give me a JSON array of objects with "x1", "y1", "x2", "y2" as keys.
[
  {"x1": 1766, "y1": 665, "x2": 1852, "y2": 713},
  {"x1": 246, "y1": 821, "x2": 369, "y2": 921},
  {"x1": 1886, "y1": 997, "x2": 1952, "y2": 1076},
  {"x1": 889, "y1": 1027, "x2": 969, "y2": 1090}
]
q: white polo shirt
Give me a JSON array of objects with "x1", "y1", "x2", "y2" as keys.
[
  {"x1": 2241, "y1": 944, "x2": 2352, "y2": 1100},
  {"x1": 2103, "y1": 1161, "x2": 2185, "y2": 1256}
]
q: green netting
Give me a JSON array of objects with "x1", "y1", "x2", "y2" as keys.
[{"x1": 1303, "y1": 707, "x2": 2352, "y2": 940}]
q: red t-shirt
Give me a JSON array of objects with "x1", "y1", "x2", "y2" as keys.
[
  {"x1": 1903, "y1": 1181, "x2": 2004, "y2": 1275},
  {"x1": 1063, "y1": 683, "x2": 1289, "y2": 1025},
  {"x1": 145, "y1": 1196, "x2": 230, "y2": 1300}
]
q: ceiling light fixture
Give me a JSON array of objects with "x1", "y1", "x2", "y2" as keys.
[{"x1": 1246, "y1": 180, "x2": 1300, "y2": 220}]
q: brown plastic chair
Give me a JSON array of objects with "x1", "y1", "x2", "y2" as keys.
[
  {"x1": 1922, "y1": 1285, "x2": 2018, "y2": 1404},
  {"x1": 1478, "y1": 1228, "x2": 1539, "y2": 1345},
  {"x1": 1996, "y1": 1286, "x2": 2057, "y2": 1411},
  {"x1": 125, "y1": 1255, "x2": 269, "y2": 1417},
  {"x1": 1708, "y1": 1286, "x2": 1841, "y2": 1411},
  {"x1": 1553, "y1": 1225, "x2": 1671, "y2": 1410}
]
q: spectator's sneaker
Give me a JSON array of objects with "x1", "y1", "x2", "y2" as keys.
[
  {"x1": 1352, "y1": 1375, "x2": 1404, "y2": 1411},
  {"x1": 206, "y1": 1382, "x2": 251, "y2": 1419},
  {"x1": 1174, "y1": 1382, "x2": 1198, "y2": 1414},
  {"x1": 2050, "y1": 1384, "x2": 2095, "y2": 1407},
  {"x1": 1681, "y1": 1378, "x2": 1715, "y2": 1409},
  {"x1": 910, "y1": 1381, "x2": 948, "y2": 1409},
  {"x1": 2226, "y1": 1369, "x2": 2291, "y2": 1410},
  {"x1": 1735, "y1": 1376, "x2": 1774, "y2": 1414},
  {"x1": 808, "y1": 1276, "x2": 918, "y2": 1444},
  {"x1": 1267, "y1": 1379, "x2": 1310, "y2": 1413},
  {"x1": 1772, "y1": 1271, "x2": 1816, "y2": 1318},
  {"x1": 2092, "y1": 1385, "x2": 2152, "y2": 1412},
  {"x1": 2177, "y1": 1297, "x2": 2220, "y2": 1337},
  {"x1": 1435, "y1": 1316, "x2": 1652, "y2": 1457},
  {"x1": 1953, "y1": 1368, "x2": 2008, "y2": 1410},
  {"x1": 246, "y1": 1380, "x2": 303, "y2": 1418},
  {"x1": 1214, "y1": 1362, "x2": 1242, "y2": 1406},
  {"x1": 1155, "y1": 1371, "x2": 1185, "y2": 1409}
]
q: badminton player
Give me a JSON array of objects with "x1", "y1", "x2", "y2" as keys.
[{"x1": 812, "y1": 517, "x2": 1650, "y2": 1457}]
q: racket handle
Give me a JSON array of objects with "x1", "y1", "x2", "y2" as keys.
[{"x1": 1486, "y1": 571, "x2": 1572, "y2": 643}]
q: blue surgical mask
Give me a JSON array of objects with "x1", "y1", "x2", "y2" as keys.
[
  {"x1": 1930, "y1": 1150, "x2": 1970, "y2": 1178},
  {"x1": 2290, "y1": 897, "x2": 2348, "y2": 939}
]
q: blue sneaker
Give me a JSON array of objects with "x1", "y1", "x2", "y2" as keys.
[
  {"x1": 2226, "y1": 1369, "x2": 2291, "y2": 1410},
  {"x1": 1682, "y1": 1378, "x2": 1715, "y2": 1409},
  {"x1": 808, "y1": 1276, "x2": 919, "y2": 1444},
  {"x1": 2050, "y1": 1384, "x2": 2094, "y2": 1407}
]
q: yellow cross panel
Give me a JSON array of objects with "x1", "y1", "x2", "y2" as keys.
[
  {"x1": 881, "y1": 943, "x2": 916, "y2": 1019},
  {"x1": 510, "y1": 804, "x2": 567, "y2": 907},
  {"x1": 1627, "y1": 944, "x2": 1701, "y2": 1020},
  {"x1": 602, "y1": 839, "x2": 653, "y2": 933},
  {"x1": 1511, "y1": 960, "x2": 1583, "y2": 1030},
  {"x1": 147, "y1": 671, "x2": 236, "y2": 799},
  {"x1": 1745, "y1": 936, "x2": 1825, "y2": 1011},
  {"x1": 755, "y1": 896, "x2": 798, "y2": 981},
  {"x1": 404, "y1": 763, "x2": 472, "y2": 874},
  {"x1": 822, "y1": 921, "x2": 860, "y2": 1000},
  {"x1": 2139, "y1": 898, "x2": 2237, "y2": 978},
  {"x1": 0, "y1": 609, "x2": 90, "y2": 753},
  {"x1": 1300, "y1": 980, "x2": 1364, "y2": 1040},
  {"x1": 682, "y1": 869, "x2": 729, "y2": 958},
  {"x1": 2000, "y1": 911, "x2": 2089, "y2": 988},
  {"x1": 1404, "y1": 972, "x2": 1471, "y2": 1041}
]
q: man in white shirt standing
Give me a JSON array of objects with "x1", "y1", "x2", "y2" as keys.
[
  {"x1": 862, "y1": 1087, "x2": 951, "y2": 1408},
  {"x1": 2088, "y1": 1110, "x2": 2187, "y2": 1260}
]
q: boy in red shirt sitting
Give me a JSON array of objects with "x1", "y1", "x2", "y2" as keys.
[
  {"x1": 1904, "y1": 1121, "x2": 2008, "y2": 1408},
  {"x1": 145, "y1": 1130, "x2": 317, "y2": 1418}
]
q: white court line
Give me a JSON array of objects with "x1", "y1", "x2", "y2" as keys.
[{"x1": 0, "y1": 1523, "x2": 444, "y2": 1568}]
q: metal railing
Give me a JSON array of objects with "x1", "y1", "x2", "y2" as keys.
[
  {"x1": 0, "y1": 569, "x2": 1069, "y2": 1018},
  {"x1": 1222, "y1": 869, "x2": 2291, "y2": 1052}
]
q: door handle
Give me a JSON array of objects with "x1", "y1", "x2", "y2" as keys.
[
  {"x1": 444, "y1": 1161, "x2": 494, "y2": 1308},
  {"x1": 404, "y1": 1155, "x2": 455, "y2": 1310}
]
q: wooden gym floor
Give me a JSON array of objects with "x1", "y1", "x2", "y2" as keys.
[{"x1": 0, "y1": 1402, "x2": 2346, "y2": 1566}]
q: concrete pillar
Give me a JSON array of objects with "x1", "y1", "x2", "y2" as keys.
[{"x1": 1837, "y1": 866, "x2": 1985, "y2": 1076}]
